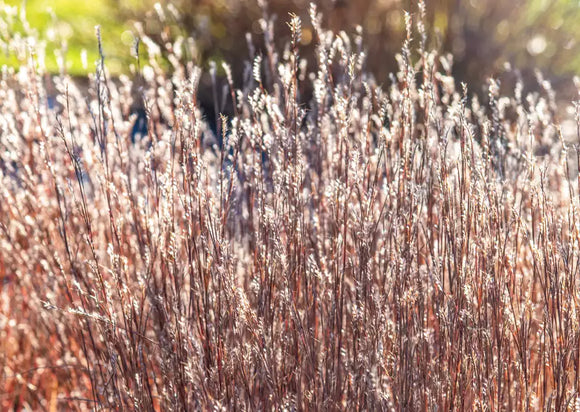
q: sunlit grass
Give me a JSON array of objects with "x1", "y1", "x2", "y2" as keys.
[{"x1": 3, "y1": 1, "x2": 580, "y2": 410}]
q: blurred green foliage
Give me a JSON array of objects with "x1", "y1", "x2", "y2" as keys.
[{"x1": 0, "y1": 0, "x2": 156, "y2": 74}]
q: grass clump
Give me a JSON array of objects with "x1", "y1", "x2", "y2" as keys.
[{"x1": 2, "y1": 1, "x2": 580, "y2": 410}]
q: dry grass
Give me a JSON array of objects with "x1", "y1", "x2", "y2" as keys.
[{"x1": 2, "y1": 2, "x2": 580, "y2": 410}]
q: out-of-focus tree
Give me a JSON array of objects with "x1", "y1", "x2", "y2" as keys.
[
  {"x1": 421, "y1": 0, "x2": 580, "y2": 96},
  {"x1": 135, "y1": 0, "x2": 580, "y2": 94}
]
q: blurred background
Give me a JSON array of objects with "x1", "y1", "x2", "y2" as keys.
[{"x1": 1, "y1": 0, "x2": 578, "y2": 98}]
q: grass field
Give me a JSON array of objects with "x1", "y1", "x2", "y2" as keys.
[{"x1": 2, "y1": 1, "x2": 580, "y2": 410}]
